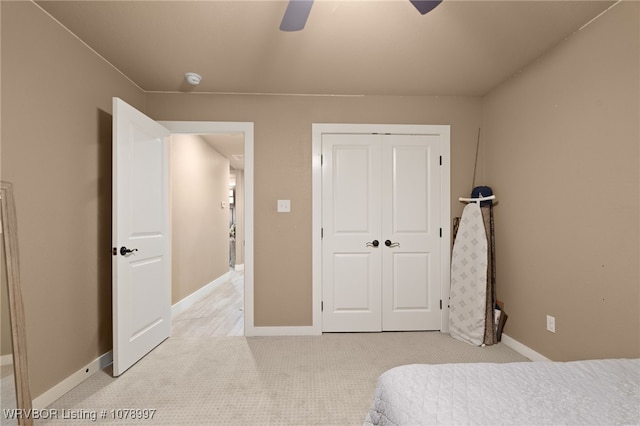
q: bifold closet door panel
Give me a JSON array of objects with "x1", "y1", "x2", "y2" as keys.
[
  {"x1": 321, "y1": 134, "x2": 383, "y2": 332},
  {"x1": 381, "y1": 134, "x2": 442, "y2": 331}
]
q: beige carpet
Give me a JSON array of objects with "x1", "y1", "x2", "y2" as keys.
[
  {"x1": 40, "y1": 332, "x2": 528, "y2": 425},
  {"x1": 1, "y1": 363, "x2": 18, "y2": 426}
]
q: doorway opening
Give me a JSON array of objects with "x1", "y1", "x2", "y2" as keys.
[
  {"x1": 169, "y1": 132, "x2": 245, "y2": 337},
  {"x1": 160, "y1": 121, "x2": 255, "y2": 337}
]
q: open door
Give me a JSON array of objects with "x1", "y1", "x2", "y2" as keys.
[{"x1": 112, "y1": 98, "x2": 171, "y2": 376}]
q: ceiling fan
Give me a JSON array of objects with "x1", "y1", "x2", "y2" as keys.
[{"x1": 280, "y1": 0, "x2": 442, "y2": 31}]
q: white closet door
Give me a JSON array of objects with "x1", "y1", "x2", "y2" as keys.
[
  {"x1": 381, "y1": 134, "x2": 442, "y2": 330},
  {"x1": 321, "y1": 132, "x2": 443, "y2": 332},
  {"x1": 321, "y1": 134, "x2": 383, "y2": 331}
]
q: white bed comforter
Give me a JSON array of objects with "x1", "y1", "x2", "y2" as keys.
[{"x1": 364, "y1": 359, "x2": 640, "y2": 426}]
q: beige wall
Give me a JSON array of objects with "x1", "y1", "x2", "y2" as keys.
[
  {"x1": 1, "y1": 2, "x2": 145, "y2": 397},
  {"x1": 482, "y1": 2, "x2": 639, "y2": 360},
  {"x1": 146, "y1": 94, "x2": 483, "y2": 325},
  {"x1": 3, "y1": 0, "x2": 636, "y2": 403},
  {"x1": 170, "y1": 134, "x2": 230, "y2": 304}
]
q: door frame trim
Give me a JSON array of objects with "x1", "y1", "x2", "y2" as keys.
[
  {"x1": 160, "y1": 121, "x2": 256, "y2": 336},
  {"x1": 312, "y1": 123, "x2": 451, "y2": 334}
]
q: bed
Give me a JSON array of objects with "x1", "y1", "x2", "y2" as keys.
[{"x1": 364, "y1": 358, "x2": 640, "y2": 425}]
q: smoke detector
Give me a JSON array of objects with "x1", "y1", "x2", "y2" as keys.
[{"x1": 185, "y1": 72, "x2": 202, "y2": 85}]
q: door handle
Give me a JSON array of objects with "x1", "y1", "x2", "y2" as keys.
[
  {"x1": 120, "y1": 246, "x2": 139, "y2": 256},
  {"x1": 366, "y1": 240, "x2": 380, "y2": 248},
  {"x1": 385, "y1": 240, "x2": 400, "y2": 248}
]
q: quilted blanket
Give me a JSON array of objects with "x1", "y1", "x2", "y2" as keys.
[{"x1": 364, "y1": 359, "x2": 640, "y2": 425}]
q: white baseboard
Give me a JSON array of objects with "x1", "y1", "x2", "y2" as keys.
[
  {"x1": 501, "y1": 333, "x2": 551, "y2": 362},
  {"x1": 33, "y1": 351, "x2": 113, "y2": 409},
  {"x1": 171, "y1": 271, "x2": 231, "y2": 318},
  {"x1": 1, "y1": 353, "x2": 13, "y2": 366},
  {"x1": 245, "y1": 326, "x2": 321, "y2": 337}
]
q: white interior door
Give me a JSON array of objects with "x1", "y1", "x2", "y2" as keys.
[
  {"x1": 322, "y1": 132, "x2": 442, "y2": 332},
  {"x1": 381, "y1": 135, "x2": 441, "y2": 330},
  {"x1": 112, "y1": 97, "x2": 171, "y2": 376},
  {"x1": 321, "y1": 134, "x2": 382, "y2": 331}
]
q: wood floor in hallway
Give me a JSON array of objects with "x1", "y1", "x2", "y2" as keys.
[{"x1": 171, "y1": 269, "x2": 244, "y2": 337}]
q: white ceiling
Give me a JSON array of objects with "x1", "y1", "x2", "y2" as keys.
[
  {"x1": 34, "y1": 0, "x2": 617, "y2": 168},
  {"x1": 36, "y1": 0, "x2": 616, "y2": 97}
]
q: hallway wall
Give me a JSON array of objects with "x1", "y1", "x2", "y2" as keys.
[{"x1": 170, "y1": 135, "x2": 231, "y2": 304}]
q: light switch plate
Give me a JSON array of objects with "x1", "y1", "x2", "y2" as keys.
[{"x1": 277, "y1": 199, "x2": 291, "y2": 212}]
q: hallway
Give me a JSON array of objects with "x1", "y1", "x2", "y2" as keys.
[{"x1": 171, "y1": 269, "x2": 244, "y2": 337}]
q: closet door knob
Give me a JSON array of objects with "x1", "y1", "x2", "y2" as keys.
[
  {"x1": 385, "y1": 240, "x2": 400, "y2": 248},
  {"x1": 366, "y1": 240, "x2": 380, "y2": 247},
  {"x1": 120, "y1": 246, "x2": 139, "y2": 256}
]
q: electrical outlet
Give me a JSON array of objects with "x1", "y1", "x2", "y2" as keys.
[{"x1": 546, "y1": 315, "x2": 556, "y2": 333}]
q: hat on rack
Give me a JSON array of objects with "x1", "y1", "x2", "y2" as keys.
[{"x1": 471, "y1": 186, "x2": 494, "y2": 207}]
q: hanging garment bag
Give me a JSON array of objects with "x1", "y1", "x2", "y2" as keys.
[{"x1": 449, "y1": 202, "x2": 488, "y2": 346}]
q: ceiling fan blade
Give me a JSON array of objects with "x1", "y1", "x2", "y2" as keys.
[
  {"x1": 280, "y1": 0, "x2": 314, "y2": 32},
  {"x1": 409, "y1": 0, "x2": 443, "y2": 15}
]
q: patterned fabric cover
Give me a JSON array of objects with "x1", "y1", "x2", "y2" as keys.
[
  {"x1": 364, "y1": 359, "x2": 640, "y2": 426},
  {"x1": 449, "y1": 202, "x2": 488, "y2": 346}
]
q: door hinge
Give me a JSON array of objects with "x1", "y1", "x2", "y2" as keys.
[
  {"x1": 321, "y1": 228, "x2": 324, "y2": 239},
  {"x1": 320, "y1": 154, "x2": 323, "y2": 166},
  {"x1": 112, "y1": 247, "x2": 117, "y2": 256},
  {"x1": 439, "y1": 155, "x2": 442, "y2": 166},
  {"x1": 439, "y1": 228, "x2": 442, "y2": 238},
  {"x1": 440, "y1": 300, "x2": 442, "y2": 310},
  {"x1": 321, "y1": 301, "x2": 324, "y2": 312}
]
